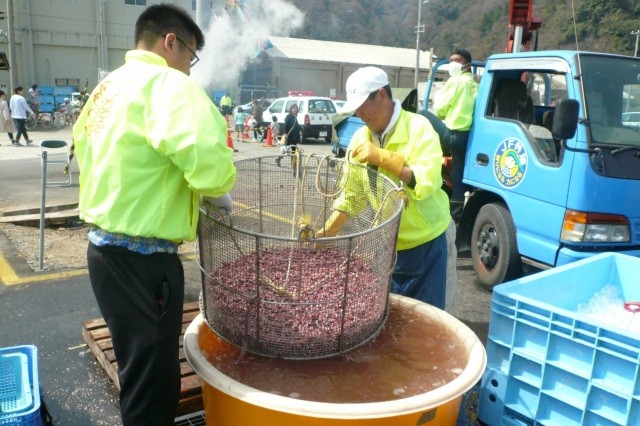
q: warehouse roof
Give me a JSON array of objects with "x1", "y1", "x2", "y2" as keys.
[{"x1": 265, "y1": 36, "x2": 434, "y2": 70}]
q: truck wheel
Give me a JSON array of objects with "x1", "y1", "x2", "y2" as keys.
[{"x1": 471, "y1": 203, "x2": 521, "y2": 290}]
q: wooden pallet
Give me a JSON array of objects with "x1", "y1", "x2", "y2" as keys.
[{"x1": 81, "y1": 301, "x2": 203, "y2": 417}]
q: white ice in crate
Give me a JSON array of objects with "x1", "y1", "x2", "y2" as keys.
[{"x1": 577, "y1": 284, "x2": 640, "y2": 334}]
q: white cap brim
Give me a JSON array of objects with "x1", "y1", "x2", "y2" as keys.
[{"x1": 338, "y1": 93, "x2": 368, "y2": 114}]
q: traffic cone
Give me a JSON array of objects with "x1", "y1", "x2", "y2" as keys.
[
  {"x1": 227, "y1": 129, "x2": 238, "y2": 152},
  {"x1": 263, "y1": 126, "x2": 274, "y2": 147}
]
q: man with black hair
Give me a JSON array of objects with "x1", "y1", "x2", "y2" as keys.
[
  {"x1": 28, "y1": 84, "x2": 40, "y2": 114},
  {"x1": 421, "y1": 48, "x2": 478, "y2": 222},
  {"x1": 9, "y1": 86, "x2": 34, "y2": 146},
  {"x1": 73, "y1": 4, "x2": 236, "y2": 424}
]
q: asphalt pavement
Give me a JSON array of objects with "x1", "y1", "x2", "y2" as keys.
[{"x1": 0, "y1": 125, "x2": 493, "y2": 425}]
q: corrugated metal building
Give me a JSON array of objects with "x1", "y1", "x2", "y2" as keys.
[{"x1": 239, "y1": 36, "x2": 433, "y2": 103}]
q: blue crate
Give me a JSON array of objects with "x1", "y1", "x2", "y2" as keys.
[
  {"x1": 478, "y1": 253, "x2": 640, "y2": 426},
  {"x1": 38, "y1": 86, "x2": 54, "y2": 96},
  {"x1": 39, "y1": 103, "x2": 54, "y2": 113},
  {"x1": 0, "y1": 353, "x2": 31, "y2": 413},
  {"x1": 0, "y1": 346, "x2": 40, "y2": 426},
  {"x1": 53, "y1": 86, "x2": 77, "y2": 96}
]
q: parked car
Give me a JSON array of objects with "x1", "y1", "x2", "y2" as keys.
[
  {"x1": 263, "y1": 96, "x2": 337, "y2": 142},
  {"x1": 333, "y1": 100, "x2": 346, "y2": 110},
  {"x1": 233, "y1": 98, "x2": 276, "y2": 116},
  {"x1": 621, "y1": 111, "x2": 640, "y2": 129}
]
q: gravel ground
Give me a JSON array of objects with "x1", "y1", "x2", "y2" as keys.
[
  {"x1": 1, "y1": 222, "x2": 90, "y2": 270},
  {"x1": 0, "y1": 221, "x2": 197, "y2": 271}
]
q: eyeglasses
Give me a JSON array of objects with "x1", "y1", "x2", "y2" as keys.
[{"x1": 163, "y1": 34, "x2": 199, "y2": 67}]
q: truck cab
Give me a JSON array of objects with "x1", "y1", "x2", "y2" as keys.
[{"x1": 439, "y1": 51, "x2": 640, "y2": 288}]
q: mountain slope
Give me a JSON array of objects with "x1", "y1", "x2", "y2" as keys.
[{"x1": 288, "y1": 0, "x2": 640, "y2": 60}]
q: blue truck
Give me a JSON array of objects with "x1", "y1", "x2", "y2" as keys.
[
  {"x1": 333, "y1": 50, "x2": 640, "y2": 290},
  {"x1": 425, "y1": 50, "x2": 640, "y2": 289}
]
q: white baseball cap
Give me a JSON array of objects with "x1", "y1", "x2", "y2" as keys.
[{"x1": 340, "y1": 66, "x2": 389, "y2": 113}]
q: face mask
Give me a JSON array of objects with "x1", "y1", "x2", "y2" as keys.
[{"x1": 449, "y1": 61, "x2": 463, "y2": 77}]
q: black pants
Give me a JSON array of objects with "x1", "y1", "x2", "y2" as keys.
[
  {"x1": 87, "y1": 243, "x2": 185, "y2": 426},
  {"x1": 13, "y1": 118, "x2": 29, "y2": 142}
]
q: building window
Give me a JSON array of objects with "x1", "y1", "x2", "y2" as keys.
[{"x1": 125, "y1": 0, "x2": 146, "y2": 6}]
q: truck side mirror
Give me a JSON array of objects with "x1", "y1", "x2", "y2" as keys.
[{"x1": 552, "y1": 99, "x2": 579, "y2": 140}]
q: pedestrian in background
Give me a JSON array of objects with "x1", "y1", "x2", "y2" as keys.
[
  {"x1": 283, "y1": 103, "x2": 301, "y2": 148},
  {"x1": 251, "y1": 98, "x2": 263, "y2": 141},
  {"x1": 320, "y1": 66, "x2": 457, "y2": 311},
  {"x1": 234, "y1": 107, "x2": 248, "y2": 142},
  {"x1": 275, "y1": 104, "x2": 301, "y2": 170},
  {"x1": 420, "y1": 48, "x2": 478, "y2": 222},
  {"x1": 0, "y1": 90, "x2": 17, "y2": 145},
  {"x1": 220, "y1": 92, "x2": 232, "y2": 117},
  {"x1": 269, "y1": 114, "x2": 280, "y2": 143},
  {"x1": 9, "y1": 86, "x2": 34, "y2": 146},
  {"x1": 72, "y1": 4, "x2": 236, "y2": 425},
  {"x1": 28, "y1": 84, "x2": 41, "y2": 114}
]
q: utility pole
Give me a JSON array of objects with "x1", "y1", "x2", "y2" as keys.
[
  {"x1": 414, "y1": 0, "x2": 428, "y2": 89},
  {"x1": 632, "y1": 30, "x2": 639, "y2": 57},
  {"x1": 6, "y1": 0, "x2": 17, "y2": 91}
]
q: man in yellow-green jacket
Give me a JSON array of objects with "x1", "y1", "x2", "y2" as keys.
[
  {"x1": 421, "y1": 48, "x2": 478, "y2": 221},
  {"x1": 220, "y1": 92, "x2": 233, "y2": 117},
  {"x1": 320, "y1": 66, "x2": 456, "y2": 311},
  {"x1": 72, "y1": 4, "x2": 236, "y2": 425}
]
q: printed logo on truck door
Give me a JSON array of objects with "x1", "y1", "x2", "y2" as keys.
[{"x1": 494, "y1": 138, "x2": 528, "y2": 188}]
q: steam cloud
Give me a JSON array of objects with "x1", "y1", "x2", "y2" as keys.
[{"x1": 190, "y1": 0, "x2": 304, "y2": 91}]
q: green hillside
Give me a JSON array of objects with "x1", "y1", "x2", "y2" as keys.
[{"x1": 289, "y1": 0, "x2": 640, "y2": 60}]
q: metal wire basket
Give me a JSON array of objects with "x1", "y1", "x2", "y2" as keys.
[{"x1": 198, "y1": 153, "x2": 405, "y2": 359}]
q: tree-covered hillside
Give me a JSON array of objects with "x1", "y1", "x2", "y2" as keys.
[{"x1": 289, "y1": 0, "x2": 640, "y2": 60}]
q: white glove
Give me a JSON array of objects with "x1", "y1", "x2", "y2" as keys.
[{"x1": 202, "y1": 193, "x2": 233, "y2": 215}]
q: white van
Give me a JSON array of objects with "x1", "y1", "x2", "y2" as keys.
[
  {"x1": 263, "y1": 96, "x2": 337, "y2": 142},
  {"x1": 70, "y1": 92, "x2": 82, "y2": 108}
]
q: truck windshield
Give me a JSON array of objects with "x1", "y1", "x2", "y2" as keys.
[{"x1": 581, "y1": 55, "x2": 640, "y2": 147}]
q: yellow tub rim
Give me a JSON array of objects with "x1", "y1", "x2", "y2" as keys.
[{"x1": 184, "y1": 294, "x2": 487, "y2": 420}]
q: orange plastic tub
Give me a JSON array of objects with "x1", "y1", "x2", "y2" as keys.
[{"x1": 184, "y1": 294, "x2": 486, "y2": 426}]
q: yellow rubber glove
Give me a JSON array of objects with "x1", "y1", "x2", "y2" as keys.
[
  {"x1": 316, "y1": 210, "x2": 348, "y2": 238},
  {"x1": 352, "y1": 142, "x2": 405, "y2": 176}
]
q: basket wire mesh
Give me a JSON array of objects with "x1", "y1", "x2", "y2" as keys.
[{"x1": 198, "y1": 153, "x2": 404, "y2": 359}]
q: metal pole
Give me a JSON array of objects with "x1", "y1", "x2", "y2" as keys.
[
  {"x1": 195, "y1": 0, "x2": 207, "y2": 29},
  {"x1": 6, "y1": 0, "x2": 17, "y2": 91},
  {"x1": 632, "y1": 30, "x2": 640, "y2": 57},
  {"x1": 414, "y1": 1, "x2": 427, "y2": 88},
  {"x1": 39, "y1": 150, "x2": 47, "y2": 270},
  {"x1": 512, "y1": 26, "x2": 524, "y2": 53}
]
